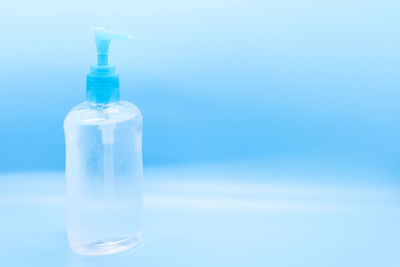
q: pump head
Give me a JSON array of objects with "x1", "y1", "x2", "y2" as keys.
[{"x1": 86, "y1": 27, "x2": 134, "y2": 104}]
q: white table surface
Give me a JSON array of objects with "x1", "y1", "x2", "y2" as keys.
[{"x1": 1, "y1": 163, "x2": 399, "y2": 267}]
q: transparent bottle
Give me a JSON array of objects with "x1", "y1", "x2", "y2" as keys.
[{"x1": 64, "y1": 28, "x2": 143, "y2": 256}]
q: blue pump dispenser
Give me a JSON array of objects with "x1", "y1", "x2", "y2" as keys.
[{"x1": 86, "y1": 27, "x2": 134, "y2": 104}]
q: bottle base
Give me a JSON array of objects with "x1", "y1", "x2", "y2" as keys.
[{"x1": 70, "y1": 230, "x2": 142, "y2": 256}]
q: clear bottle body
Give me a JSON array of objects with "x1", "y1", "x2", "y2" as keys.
[{"x1": 64, "y1": 100, "x2": 143, "y2": 256}]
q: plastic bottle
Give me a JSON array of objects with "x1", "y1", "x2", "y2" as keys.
[{"x1": 64, "y1": 28, "x2": 143, "y2": 256}]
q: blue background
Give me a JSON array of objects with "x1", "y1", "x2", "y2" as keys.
[
  {"x1": 0, "y1": 0, "x2": 399, "y2": 174},
  {"x1": 1, "y1": 1, "x2": 400, "y2": 266}
]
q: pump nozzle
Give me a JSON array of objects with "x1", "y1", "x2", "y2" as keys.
[
  {"x1": 86, "y1": 27, "x2": 134, "y2": 104},
  {"x1": 92, "y1": 27, "x2": 134, "y2": 66}
]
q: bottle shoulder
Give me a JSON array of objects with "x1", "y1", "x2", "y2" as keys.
[{"x1": 64, "y1": 100, "x2": 142, "y2": 127}]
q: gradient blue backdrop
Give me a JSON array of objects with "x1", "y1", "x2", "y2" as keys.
[{"x1": 1, "y1": 0, "x2": 399, "y2": 174}]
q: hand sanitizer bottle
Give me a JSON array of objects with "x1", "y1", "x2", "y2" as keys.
[{"x1": 64, "y1": 28, "x2": 143, "y2": 256}]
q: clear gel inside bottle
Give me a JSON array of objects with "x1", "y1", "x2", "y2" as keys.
[{"x1": 64, "y1": 101, "x2": 143, "y2": 256}]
